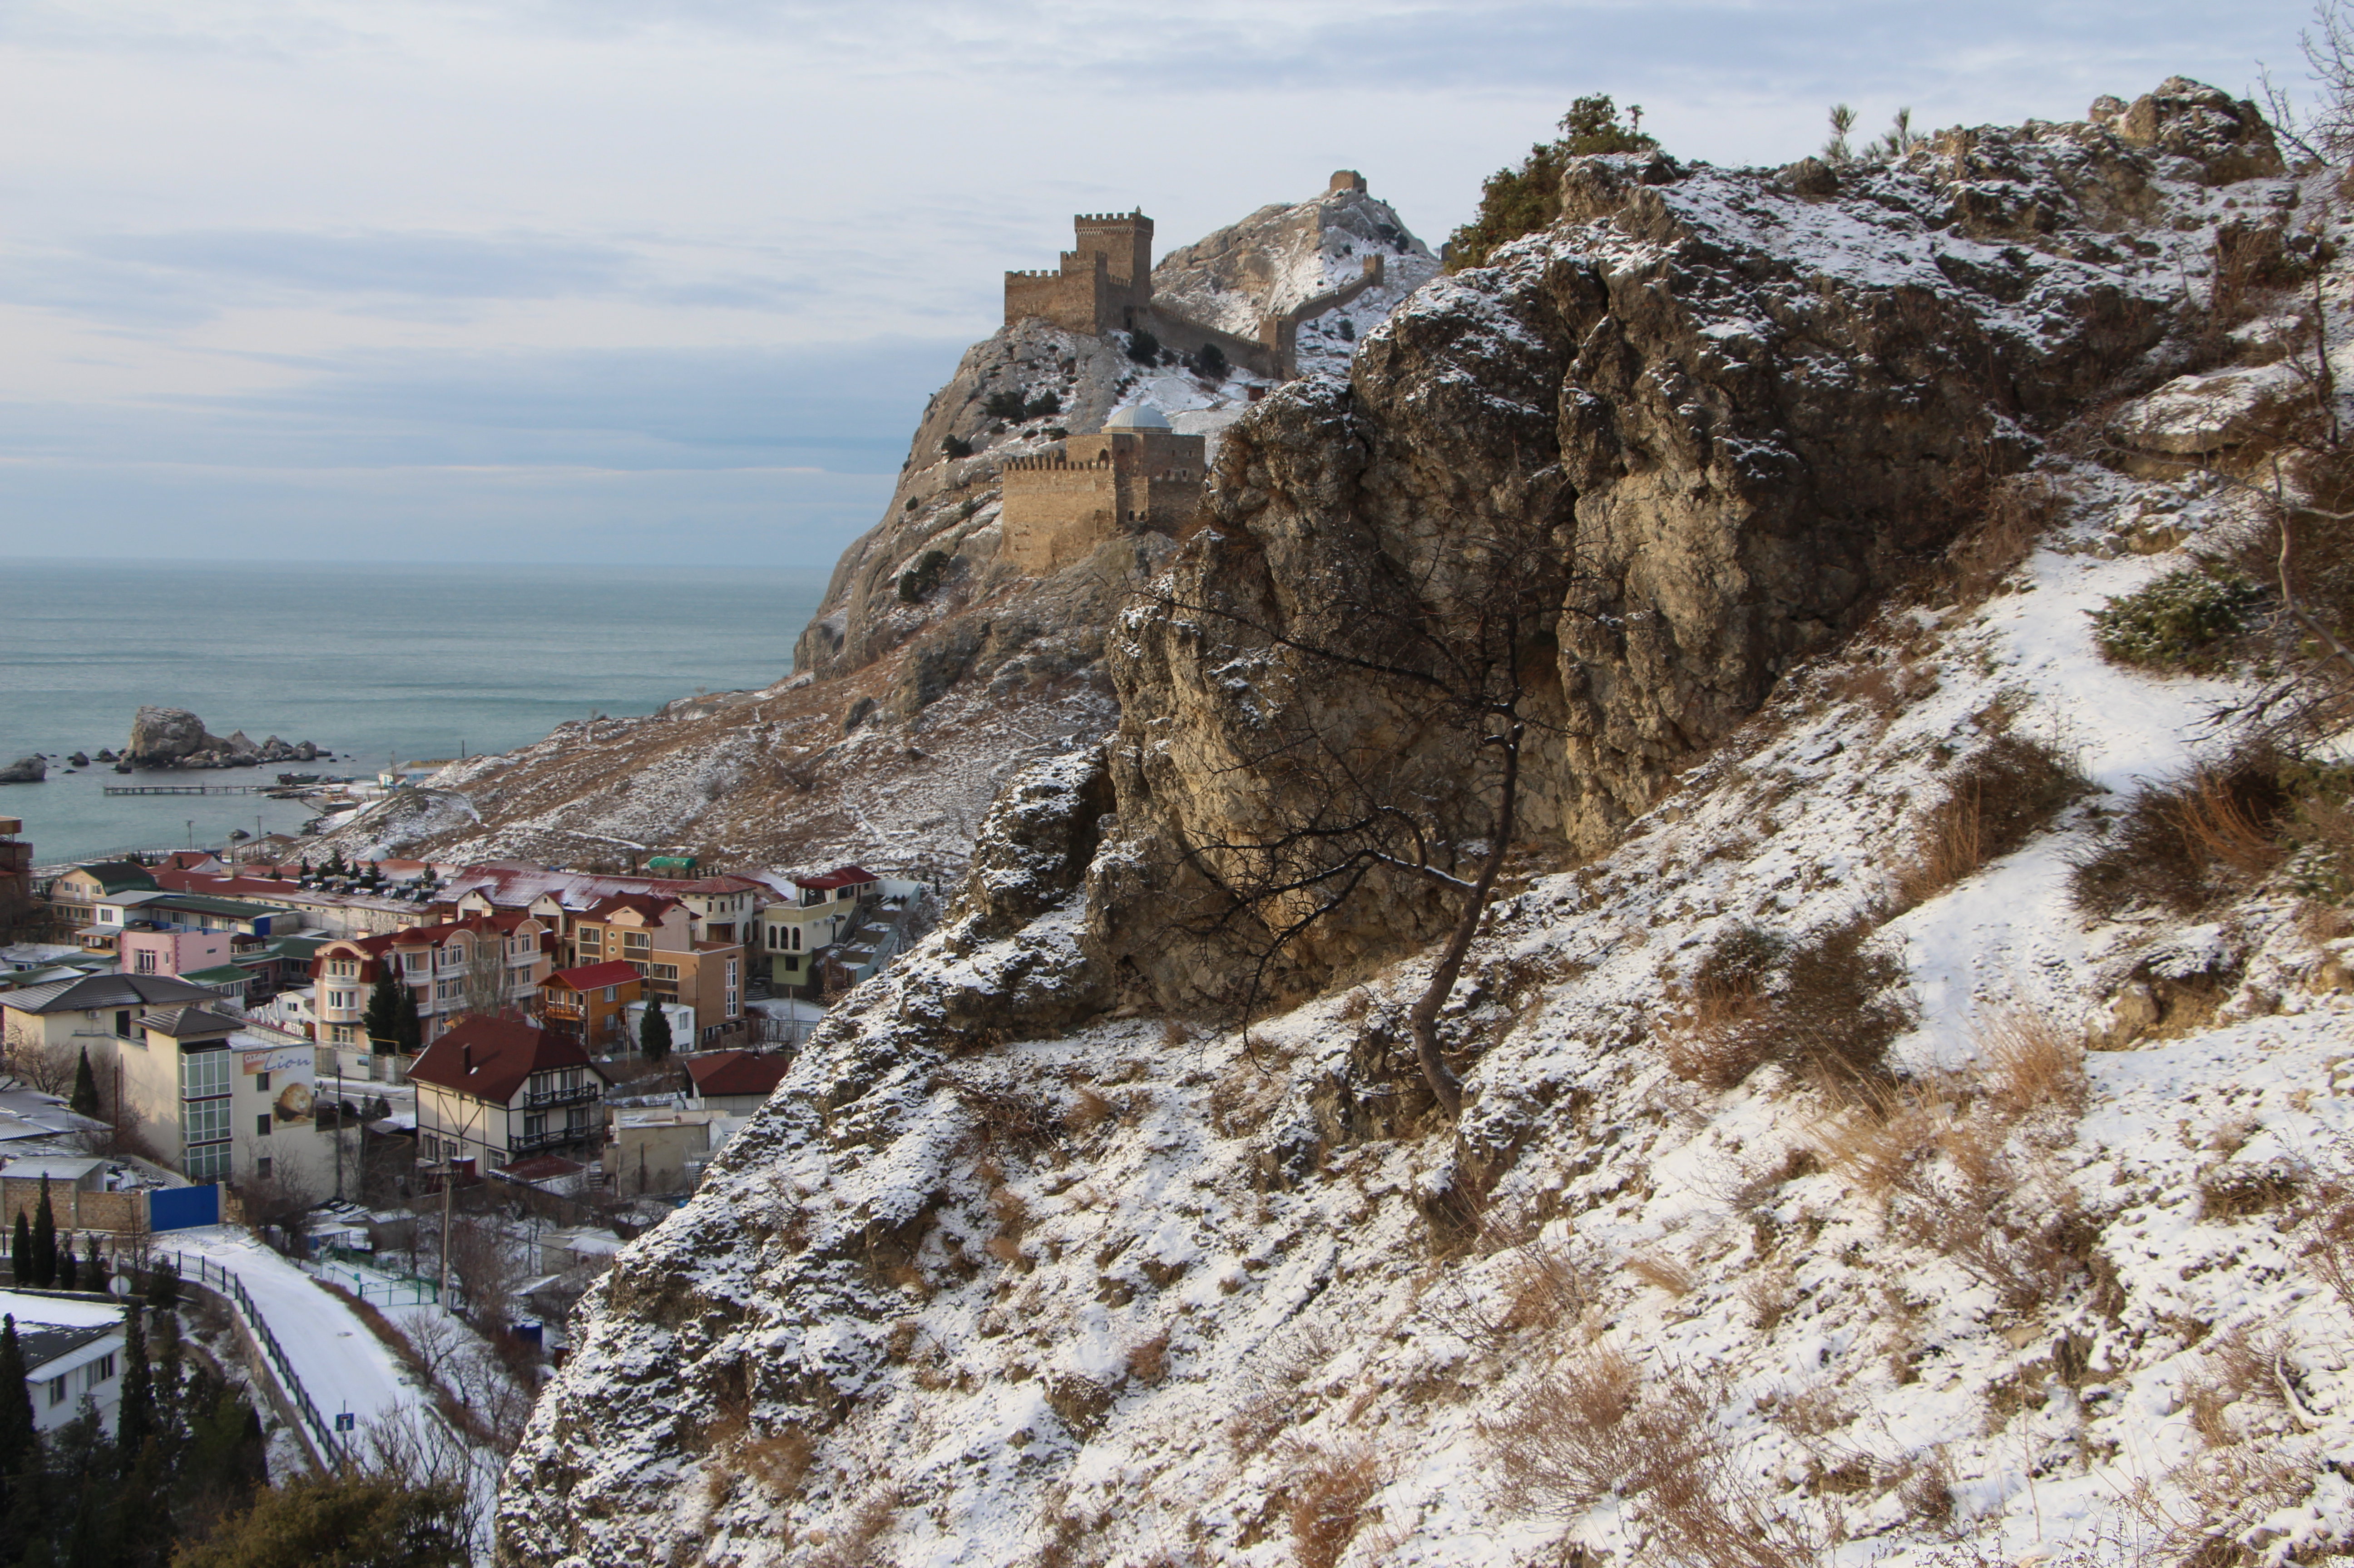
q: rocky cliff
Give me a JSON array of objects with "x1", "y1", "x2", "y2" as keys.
[
  {"x1": 499, "y1": 81, "x2": 2354, "y2": 1567},
  {"x1": 315, "y1": 184, "x2": 1437, "y2": 877}
]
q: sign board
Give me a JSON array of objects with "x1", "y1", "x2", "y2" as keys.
[
  {"x1": 334, "y1": 1412, "x2": 355, "y2": 1433},
  {"x1": 240, "y1": 1047, "x2": 312, "y2": 1076}
]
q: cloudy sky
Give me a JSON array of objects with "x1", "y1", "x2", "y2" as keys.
[{"x1": 0, "y1": 0, "x2": 2314, "y2": 566}]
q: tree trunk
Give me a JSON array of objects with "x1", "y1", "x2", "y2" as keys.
[{"x1": 1406, "y1": 719, "x2": 1523, "y2": 1120}]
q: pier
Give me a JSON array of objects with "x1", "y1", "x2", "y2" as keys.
[{"x1": 104, "y1": 783, "x2": 278, "y2": 796}]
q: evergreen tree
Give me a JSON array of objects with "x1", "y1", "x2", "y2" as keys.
[
  {"x1": 143, "y1": 1259, "x2": 179, "y2": 1313},
  {"x1": 0, "y1": 1317, "x2": 36, "y2": 1481},
  {"x1": 52, "y1": 1243, "x2": 71, "y2": 1294},
  {"x1": 32, "y1": 1180, "x2": 54, "y2": 1290},
  {"x1": 116, "y1": 1308, "x2": 153, "y2": 1475},
  {"x1": 393, "y1": 984, "x2": 422, "y2": 1053},
  {"x1": 172, "y1": 1472, "x2": 466, "y2": 1568},
  {"x1": 638, "y1": 1001, "x2": 673, "y2": 1063},
  {"x1": 79, "y1": 1239, "x2": 103, "y2": 1297},
  {"x1": 10, "y1": 1215, "x2": 26, "y2": 1289},
  {"x1": 361, "y1": 969, "x2": 403, "y2": 1052},
  {"x1": 67, "y1": 1051, "x2": 98, "y2": 1121}
]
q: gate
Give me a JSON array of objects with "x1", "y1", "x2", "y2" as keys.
[{"x1": 148, "y1": 1184, "x2": 220, "y2": 1232}]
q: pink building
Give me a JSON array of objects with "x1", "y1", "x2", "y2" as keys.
[{"x1": 117, "y1": 927, "x2": 231, "y2": 979}]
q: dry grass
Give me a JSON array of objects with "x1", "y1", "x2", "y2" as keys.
[
  {"x1": 1284, "y1": 1443, "x2": 1383, "y2": 1568},
  {"x1": 1942, "y1": 473, "x2": 2061, "y2": 607},
  {"x1": 1063, "y1": 1086, "x2": 1114, "y2": 1133},
  {"x1": 2071, "y1": 747, "x2": 2295, "y2": 917},
  {"x1": 1658, "y1": 917, "x2": 1913, "y2": 1096},
  {"x1": 1740, "y1": 1267, "x2": 1795, "y2": 1332},
  {"x1": 1125, "y1": 1333, "x2": 1170, "y2": 1386},
  {"x1": 1895, "y1": 735, "x2": 2089, "y2": 907},
  {"x1": 1974, "y1": 1004, "x2": 2089, "y2": 1118},
  {"x1": 1480, "y1": 1350, "x2": 1821, "y2": 1568},
  {"x1": 1494, "y1": 1242, "x2": 1591, "y2": 1335},
  {"x1": 1622, "y1": 1251, "x2": 1695, "y2": 1298},
  {"x1": 2179, "y1": 1325, "x2": 2290, "y2": 1449},
  {"x1": 737, "y1": 1426, "x2": 816, "y2": 1497},
  {"x1": 804, "y1": 1484, "x2": 903, "y2": 1568}
]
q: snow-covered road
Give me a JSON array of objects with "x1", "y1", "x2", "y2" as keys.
[{"x1": 159, "y1": 1227, "x2": 419, "y2": 1438}]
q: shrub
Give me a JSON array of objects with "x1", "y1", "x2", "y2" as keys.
[
  {"x1": 1025, "y1": 390, "x2": 1062, "y2": 418},
  {"x1": 1336, "y1": 318, "x2": 1354, "y2": 341},
  {"x1": 941, "y1": 434, "x2": 974, "y2": 460},
  {"x1": 1663, "y1": 915, "x2": 1913, "y2": 1094},
  {"x1": 2090, "y1": 566, "x2": 2266, "y2": 672},
  {"x1": 1286, "y1": 1444, "x2": 1381, "y2": 1568},
  {"x1": 2070, "y1": 748, "x2": 2295, "y2": 916},
  {"x1": 1943, "y1": 473, "x2": 2061, "y2": 605},
  {"x1": 982, "y1": 389, "x2": 1027, "y2": 420},
  {"x1": 1446, "y1": 94, "x2": 1658, "y2": 271},
  {"x1": 1125, "y1": 329, "x2": 1160, "y2": 365},
  {"x1": 1895, "y1": 734, "x2": 2089, "y2": 905},
  {"x1": 1189, "y1": 343, "x2": 1227, "y2": 381},
  {"x1": 898, "y1": 549, "x2": 951, "y2": 604}
]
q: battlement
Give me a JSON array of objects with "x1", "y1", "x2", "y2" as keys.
[{"x1": 1000, "y1": 420, "x2": 1206, "y2": 574}]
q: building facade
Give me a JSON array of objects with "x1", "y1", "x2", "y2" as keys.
[{"x1": 409, "y1": 1018, "x2": 608, "y2": 1174}]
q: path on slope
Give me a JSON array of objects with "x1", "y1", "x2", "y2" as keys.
[{"x1": 161, "y1": 1226, "x2": 418, "y2": 1437}]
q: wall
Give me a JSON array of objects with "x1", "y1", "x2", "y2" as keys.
[{"x1": 0, "y1": 1180, "x2": 144, "y2": 1235}]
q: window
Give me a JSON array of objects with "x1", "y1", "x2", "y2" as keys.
[
  {"x1": 622, "y1": 932, "x2": 649, "y2": 953},
  {"x1": 404, "y1": 952, "x2": 428, "y2": 973},
  {"x1": 577, "y1": 928, "x2": 601, "y2": 950},
  {"x1": 329, "y1": 1024, "x2": 353, "y2": 1044},
  {"x1": 256, "y1": 1113, "x2": 272, "y2": 1138},
  {"x1": 650, "y1": 964, "x2": 678, "y2": 981},
  {"x1": 46, "y1": 1377, "x2": 64, "y2": 1408},
  {"x1": 602, "y1": 986, "x2": 617, "y2": 1003},
  {"x1": 88, "y1": 1355, "x2": 114, "y2": 1388},
  {"x1": 181, "y1": 1048, "x2": 232, "y2": 1178},
  {"x1": 254, "y1": 1071, "x2": 270, "y2": 1092},
  {"x1": 134, "y1": 950, "x2": 157, "y2": 974},
  {"x1": 256, "y1": 1157, "x2": 272, "y2": 1180},
  {"x1": 523, "y1": 1113, "x2": 546, "y2": 1138},
  {"x1": 186, "y1": 1144, "x2": 231, "y2": 1181}
]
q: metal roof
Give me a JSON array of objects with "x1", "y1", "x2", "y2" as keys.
[{"x1": 1, "y1": 973, "x2": 218, "y2": 1015}]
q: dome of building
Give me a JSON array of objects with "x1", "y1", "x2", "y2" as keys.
[{"x1": 1103, "y1": 401, "x2": 1172, "y2": 432}]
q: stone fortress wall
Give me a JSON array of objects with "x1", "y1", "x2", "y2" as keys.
[{"x1": 997, "y1": 173, "x2": 1392, "y2": 577}]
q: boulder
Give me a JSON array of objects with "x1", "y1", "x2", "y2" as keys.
[
  {"x1": 0, "y1": 757, "x2": 45, "y2": 785},
  {"x1": 2109, "y1": 361, "x2": 2305, "y2": 455},
  {"x1": 126, "y1": 706, "x2": 228, "y2": 768},
  {"x1": 94, "y1": 750, "x2": 115, "y2": 763},
  {"x1": 66, "y1": 752, "x2": 89, "y2": 768},
  {"x1": 2106, "y1": 77, "x2": 2285, "y2": 185}
]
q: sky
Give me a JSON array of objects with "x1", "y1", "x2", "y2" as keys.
[{"x1": 0, "y1": 0, "x2": 2319, "y2": 567}]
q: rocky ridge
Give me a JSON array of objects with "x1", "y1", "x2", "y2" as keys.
[
  {"x1": 124, "y1": 706, "x2": 322, "y2": 770},
  {"x1": 495, "y1": 81, "x2": 2354, "y2": 1567}
]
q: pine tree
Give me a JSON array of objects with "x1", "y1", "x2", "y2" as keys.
[
  {"x1": 116, "y1": 1308, "x2": 153, "y2": 1475},
  {"x1": 143, "y1": 1259, "x2": 180, "y2": 1313},
  {"x1": 32, "y1": 1180, "x2": 54, "y2": 1290},
  {"x1": 10, "y1": 1215, "x2": 26, "y2": 1289},
  {"x1": 394, "y1": 985, "x2": 422, "y2": 1053},
  {"x1": 79, "y1": 1239, "x2": 103, "y2": 1297},
  {"x1": 361, "y1": 969, "x2": 402, "y2": 1052},
  {"x1": 68, "y1": 1051, "x2": 98, "y2": 1120},
  {"x1": 53, "y1": 1243, "x2": 73, "y2": 1294},
  {"x1": 638, "y1": 1001, "x2": 673, "y2": 1063}
]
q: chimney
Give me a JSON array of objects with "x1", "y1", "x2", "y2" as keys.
[{"x1": 463, "y1": 1042, "x2": 474, "y2": 1073}]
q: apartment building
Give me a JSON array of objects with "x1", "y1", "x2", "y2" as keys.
[
  {"x1": 410, "y1": 1017, "x2": 608, "y2": 1173},
  {"x1": 308, "y1": 913, "x2": 553, "y2": 1049}
]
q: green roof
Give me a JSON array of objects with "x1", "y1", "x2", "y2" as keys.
[
  {"x1": 149, "y1": 894, "x2": 278, "y2": 920},
  {"x1": 69, "y1": 862, "x2": 158, "y2": 895},
  {"x1": 181, "y1": 965, "x2": 252, "y2": 986}
]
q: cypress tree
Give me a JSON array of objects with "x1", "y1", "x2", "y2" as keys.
[
  {"x1": 116, "y1": 1307, "x2": 153, "y2": 1475},
  {"x1": 394, "y1": 985, "x2": 422, "y2": 1054},
  {"x1": 53, "y1": 1242, "x2": 72, "y2": 1294},
  {"x1": 142, "y1": 1259, "x2": 179, "y2": 1313},
  {"x1": 68, "y1": 1051, "x2": 98, "y2": 1121},
  {"x1": 32, "y1": 1180, "x2": 54, "y2": 1290},
  {"x1": 10, "y1": 1215, "x2": 25, "y2": 1289},
  {"x1": 0, "y1": 1316, "x2": 34, "y2": 1480},
  {"x1": 362, "y1": 969, "x2": 402, "y2": 1052},
  {"x1": 638, "y1": 1001, "x2": 672, "y2": 1063}
]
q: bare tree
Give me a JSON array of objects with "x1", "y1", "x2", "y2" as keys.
[
  {"x1": 3, "y1": 1027, "x2": 78, "y2": 1098},
  {"x1": 456, "y1": 925, "x2": 516, "y2": 1023},
  {"x1": 1149, "y1": 508, "x2": 1579, "y2": 1119},
  {"x1": 444, "y1": 1212, "x2": 522, "y2": 1334}
]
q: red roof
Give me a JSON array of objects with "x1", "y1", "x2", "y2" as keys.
[
  {"x1": 679, "y1": 875, "x2": 765, "y2": 894},
  {"x1": 684, "y1": 1049, "x2": 791, "y2": 1099},
  {"x1": 582, "y1": 893, "x2": 682, "y2": 922},
  {"x1": 409, "y1": 1018, "x2": 604, "y2": 1106},
  {"x1": 546, "y1": 960, "x2": 641, "y2": 993},
  {"x1": 794, "y1": 865, "x2": 880, "y2": 891}
]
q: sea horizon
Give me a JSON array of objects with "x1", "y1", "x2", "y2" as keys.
[{"x1": 2, "y1": 557, "x2": 829, "y2": 866}]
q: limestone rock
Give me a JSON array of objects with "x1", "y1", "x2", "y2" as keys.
[
  {"x1": 124, "y1": 706, "x2": 226, "y2": 768},
  {"x1": 66, "y1": 753, "x2": 88, "y2": 768},
  {"x1": 0, "y1": 757, "x2": 44, "y2": 785},
  {"x1": 2109, "y1": 76, "x2": 2284, "y2": 185},
  {"x1": 2109, "y1": 361, "x2": 2306, "y2": 455}
]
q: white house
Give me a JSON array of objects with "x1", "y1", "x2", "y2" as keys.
[{"x1": 1, "y1": 1291, "x2": 127, "y2": 1434}]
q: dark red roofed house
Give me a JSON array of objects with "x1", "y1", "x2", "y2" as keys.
[
  {"x1": 409, "y1": 1017, "x2": 608, "y2": 1174},
  {"x1": 682, "y1": 1050, "x2": 791, "y2": 1114},
  {"x1": 538, "y1": 960, "x2": 643, "y2": 1050}
]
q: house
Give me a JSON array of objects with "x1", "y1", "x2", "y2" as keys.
[
  {"x1": 681, "y1": 1050, "x2": 790, "y2": 1114},
  {"x1": 755, "y1": 866, "x2": 881, "y2": 993},
  {"x1": 536, "y1": 961, "x2": 643, "y2": 1051},
  {"x1": 0, "y1": 821, "x2": 33, "y2": 931},
  {"x1": 308, "y1": 913, "x2": 553, "y2": 1049},
  {"x1": 1, "y1": 972, "x2": 219, "y2": 1062},
  {"x1": 149, "y1": 868, "x2": 421, "y2": 939},
  {"x1": 0, "y1": 1157, "x2": 147, "y2": 1236},
  {"x1": 43, "y1": 864, "x2": 157, "y2": 935},
  {"x1": 1, "y1": 1293, "x2": 128, "y2": 1434},
  {"x1": 408, "y1": 1017, "x2": 608, "y2": 1175},
  {"x1": 564, "y1": 895, "x2": 740, "y2": 1045},
  {"x1": 602, "y1": 1108, "x2": 744, "y2": 1197},
  {"x1": 114, "y1": 1008, "x2": 331, "y2": 1190}
]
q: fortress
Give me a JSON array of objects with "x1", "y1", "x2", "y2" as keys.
[
  {"x1": 999, "y1": 403, "x2": 1204, "y2": 574},
  {"x1": 1003, "y1": 172, "x2": 1390, "y2": 382}
]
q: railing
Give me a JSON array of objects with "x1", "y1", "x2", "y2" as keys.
[
  {"x1": 159, "y1": 1249, "x2": 344, "y2": 1470},
  {"x1": 295, "y1": 1250, "x2": 440, "y2": 1308},
  {"x1": 508, "y1": 1125, "x2": 598, "y2": 1156},
  {"x1": 522, "y1": 1084, "x2": 598, "y2": 1108}
]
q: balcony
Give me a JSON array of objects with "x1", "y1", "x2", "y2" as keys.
[
  {"x1": 522, "y1": 1083, "x2": 600, "y2": 1109},
  {"x1": 508, "y1": 1125, "x2": 597, "y2": 1156}
]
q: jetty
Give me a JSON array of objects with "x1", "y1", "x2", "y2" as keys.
[{"x1": 104, "y1": 783, "x2": 278, "y2": 796}]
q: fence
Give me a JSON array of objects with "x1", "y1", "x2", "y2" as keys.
[
  {"x1": 297, "y1": 1249, "x2": 440, "y2": 1308},
  {"x1": 158, "y1": 1249, "x2": 345, "y2": 1472}
]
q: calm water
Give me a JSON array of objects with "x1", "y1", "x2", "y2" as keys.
[{"x1": 0, "y1": 560, "x2": 828, "y2": 866}]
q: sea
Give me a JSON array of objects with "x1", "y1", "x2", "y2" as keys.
[{"x1": 0, "y1": 559, "x2": 829, "y2": 867}]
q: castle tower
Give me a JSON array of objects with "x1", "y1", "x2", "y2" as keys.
[{"x1": 1073, "y1": 211, "x2": 1153, "y2": 301}]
